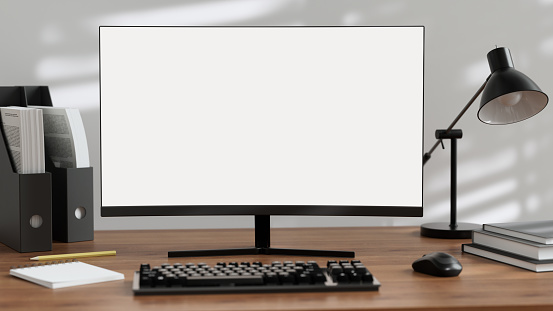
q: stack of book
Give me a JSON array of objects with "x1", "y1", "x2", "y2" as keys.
[{"x1": 462, "y1": 220, "x2": 553, "y2": 272}]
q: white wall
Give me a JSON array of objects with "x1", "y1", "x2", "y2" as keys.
[{"x1": 1, "y1": 0, "x2": 552, "y2": 230}]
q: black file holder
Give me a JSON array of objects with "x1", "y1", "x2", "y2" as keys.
[
  {"x1": 0, "y1": 86, "x2": 93, "y2": 249},
  {"x1": 0, "y1": 87, "x2": 52, "y2": 252}
]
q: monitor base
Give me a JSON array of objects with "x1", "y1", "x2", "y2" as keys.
[
  {"x1": 168, "y1": 215, "x2": 354, "y2": 258},
  {"x1": 168, "y1": 247, "x2": 354, "y2": 258}
]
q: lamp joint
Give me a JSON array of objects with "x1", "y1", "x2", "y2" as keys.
[{"x1": 435, "y1": 129, "x2": 463, "y2": 140}]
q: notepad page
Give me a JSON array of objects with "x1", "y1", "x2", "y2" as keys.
[{"x1": 10, "y1": 261, "x2": 124, "y2": 289}]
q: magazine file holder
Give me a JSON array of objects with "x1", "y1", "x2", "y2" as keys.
[
  {"x1": 0, "y1": 86, "x2": 52, "y2": 252},
  {"x1": 0, "y1": 86, "x2": 93, "y2": 246}
]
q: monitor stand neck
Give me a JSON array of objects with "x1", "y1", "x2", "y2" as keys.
[{"x1": 168, "y1": 215, "x2": 354, "y2": 258}]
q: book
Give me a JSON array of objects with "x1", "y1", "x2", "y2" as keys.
[
  {"x1": 10, "y1": 260, "x2": 124, "y2": 289},
  {"x1": 483, "y1": 220, "x2": 553, "y2": 245},
  {"x1": 472, "y1": 229, "x2": 553, "y2": 260},
  {"x1": 462, "y1": 243, "x2": 553, "y2": 272},
  {"x1": 30, "y1": 106, "x2": 89, "y2": 168},
  {"x1": 0, "y1": 106, "x2": 45, "y2": 174}
]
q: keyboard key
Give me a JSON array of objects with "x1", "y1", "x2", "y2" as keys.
[
  {"x1": 349, "y1": 273, "x2": 362, "y2": 282},
  {"x1": 330, "y1": 265, "x2": 343, "y2": 275},
  {"x1": 313, "y1": 272, "x2": 326, "y2": 284},
  {"x1": 362, "y1": 272, "x2": 374, "y2": 282},
  {"x1": 327, "y1": 260, "x2": 337, "y2": 267},
  {"x1": 264, "y1": 272, "x2": 279, "y2": 284},
  {"x1": 336, "y1": 272, "x2": 350, "y2": 283}
]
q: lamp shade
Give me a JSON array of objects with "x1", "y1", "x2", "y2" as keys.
[{"x1": 478, "y1": 47, "x2": 548, "y2": 125}]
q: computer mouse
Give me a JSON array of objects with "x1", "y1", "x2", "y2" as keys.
[{"x1": 412, "y1": 252, "x2": 462, "y2": 277}]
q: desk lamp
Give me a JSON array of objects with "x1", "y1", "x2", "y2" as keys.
[{"x1": 422, "y1": 47, "x2": 548, "y2": 238}]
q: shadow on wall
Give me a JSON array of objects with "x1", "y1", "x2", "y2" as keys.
[{"x1": 0, "y1": 0, "x2": 552, "y2": 229}]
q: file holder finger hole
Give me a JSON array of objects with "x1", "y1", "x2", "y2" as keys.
[
  {"x1": 75, "y1": 207, "x2": 86, "y2": 220},
  {"x1": 30, "y1": 215, "x2": 44, "y2": 229}
]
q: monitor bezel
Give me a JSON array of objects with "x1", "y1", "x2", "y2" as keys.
[{"x1": 100, "y1": 204, "x2": 423, "y2": 217}]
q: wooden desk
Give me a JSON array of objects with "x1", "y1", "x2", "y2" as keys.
[{"x1": 2, "y1": 226, "x2": 553, "y2": 311}]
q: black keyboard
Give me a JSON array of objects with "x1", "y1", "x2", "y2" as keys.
[{"x1": 133, "y1": 260, "x2": 380, "y2": 295}]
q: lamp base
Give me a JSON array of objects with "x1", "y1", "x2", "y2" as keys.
[{"x1": 420, "y1": 222, "x2": 481, "y2": 239}]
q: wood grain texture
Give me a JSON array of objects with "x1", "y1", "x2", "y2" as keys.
[{"x1": 2, "y1": 226, "x2": 553, "y2": 311}]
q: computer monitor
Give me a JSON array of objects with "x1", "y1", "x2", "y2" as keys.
[{"x1": 99, "y1": 26, "x2": 424, "y2": 257}]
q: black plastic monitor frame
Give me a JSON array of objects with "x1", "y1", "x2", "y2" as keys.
[{"x1": 99, "y1": 25, "x2": 424, "y2": 258}]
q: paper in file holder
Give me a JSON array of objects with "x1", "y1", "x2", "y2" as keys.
[{"x1": 0, "y1": 86, "x2": 93, "y2": 252}]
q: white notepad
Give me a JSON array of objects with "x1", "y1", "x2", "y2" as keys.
[{"x1": 10, "y1": 260, "x2": 124, "y2": 289}]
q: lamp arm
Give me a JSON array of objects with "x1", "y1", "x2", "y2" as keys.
[{"x1": 423, "y1": 77, "x2": 490, "y2": 165}]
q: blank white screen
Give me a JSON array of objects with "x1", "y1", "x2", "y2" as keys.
[{"x1": 100, "y1": 27, "x2": 423, "y2": 208}]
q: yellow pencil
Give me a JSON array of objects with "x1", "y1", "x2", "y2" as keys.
[{"x1": 30, "y1": 250, "x2": 116, "y2": 261}]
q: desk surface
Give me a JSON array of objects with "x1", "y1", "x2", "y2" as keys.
[{"x1": 2, "y1": 226, "x2": 553, "y2": 311}]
